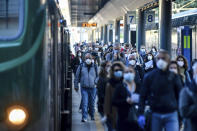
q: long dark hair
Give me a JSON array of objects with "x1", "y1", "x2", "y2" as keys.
[
  {"x1": 169, "y1": 61, "x2": 180, "y2": 75},
  {"x1": 99, "y1": 61, "x2": 109, "y2": 77},
  {"x1": 110, "y1": 61, "x2": 125, "y2": 79},
  {"x1": 176, "y1": 55, "x2": 189, "y2": 70}
]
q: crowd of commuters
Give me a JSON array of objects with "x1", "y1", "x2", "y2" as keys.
[{"x1": 72, "y1": 42, "x2": 197, "y2": 131}]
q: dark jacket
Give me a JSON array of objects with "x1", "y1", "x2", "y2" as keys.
[
  {"x1": 135, "y1": 65, "x2": 145, "y2": 91},
  {"x1": 112, "y1": 82, "x2": 141, "y2": 131},
  {"x1": 97, "y1": 76, "x2": 108, "y2": 115},
  {"x1": 135, "y1": 65, "x2": 144, "y2": 80},
  {"x1": 185, "y1": 70, "x2": 192, "y2": 86},
  {"x1": 112, "y1": 82, "x2": 131, "y2": 121},
  {"x1": 139, "y1": 69, "x2": 183, "y2": 114},
  {"x1": 179, "y1": 80, "x2": 197, "y2": 131},
  {"x1": 71, "y1": 57, "x2": 81, "y2": 74},
  {"x1": 104, "y1": 78, "x2": 122, "y2": 129}
]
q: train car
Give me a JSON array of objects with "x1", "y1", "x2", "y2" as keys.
[{"x1": 0, "y1": 0, "x2": 72, "y2": 131}]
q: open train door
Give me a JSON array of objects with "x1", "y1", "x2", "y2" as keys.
[{"x1": 181, "y1": 26, "x2": 192, "y2": 68}]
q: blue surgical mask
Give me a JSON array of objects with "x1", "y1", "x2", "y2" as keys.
[
  {"x1": 124, "y1": 73, "x2": 135, "y2": 82},
  {"x1": 114, "y1": 71, "x2": 123, "y2": 78}
]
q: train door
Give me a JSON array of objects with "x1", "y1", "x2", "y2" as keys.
[{"x1": 181, "y1": 26, "x2": 192, "y2": 68}]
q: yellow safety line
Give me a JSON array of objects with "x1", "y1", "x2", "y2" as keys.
[{"x1": 95, "y1": 112, "x2": 105, "y2": 131}]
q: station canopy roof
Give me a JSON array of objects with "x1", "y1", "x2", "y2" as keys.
[{"x1": 70, "y1": 0, "x2": 110, "y2": 27}]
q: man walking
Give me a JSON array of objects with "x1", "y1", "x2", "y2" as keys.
[
  {"x1": 138, "y1": 50, "x2": 183, "y2": 131},
  {"x1": 74, "y1": 53, "x2": 98, "y2": 122}
]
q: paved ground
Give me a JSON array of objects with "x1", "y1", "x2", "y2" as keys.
[{"x1": 72, "y1": 87, "x2": 105, "y2": 131}]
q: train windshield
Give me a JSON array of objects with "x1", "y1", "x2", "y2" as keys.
[{"x1": 0, "y1": 0, "x2": 23, "y2": 40}]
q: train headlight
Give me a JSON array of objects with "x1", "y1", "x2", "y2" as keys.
[{"x1": 7, "y1": 106, "x2": 28, "y2": 126}]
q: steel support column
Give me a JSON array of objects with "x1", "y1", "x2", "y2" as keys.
[
  {"x1": 137, "y1": 9, "x2": 145, "y2": 52},
  {"x1": 104, "y1": 25, "x2": 108, "y2": 44},
  {"x1": 115, "y1": 20, "x2": 120, "y2": 43},
  {"x1": 159, "y1": 0, "x2": 172, "y2": 54},
  {"x1": 124, "y1": 14, "x2": 129, "y2": 43},
  {"x1": 101, "y1": 26, "x2": 104, "y2": 42}
]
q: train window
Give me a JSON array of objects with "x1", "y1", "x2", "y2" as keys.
[{"x1": 0, "y1": 0, "x2": 24, "y2": 40}]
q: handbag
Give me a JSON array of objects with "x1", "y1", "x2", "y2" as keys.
[{"x1": 127, "y1": 105, "x2": 138, "y2": 123}]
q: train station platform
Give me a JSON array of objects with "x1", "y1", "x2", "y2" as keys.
[{"x1": 72, "y1": 87, "x2": 105, "y2": 131}]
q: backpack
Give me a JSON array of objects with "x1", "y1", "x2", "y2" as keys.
[{"x1": 78, "y1": 63, "x2": 98, "y2": 81}]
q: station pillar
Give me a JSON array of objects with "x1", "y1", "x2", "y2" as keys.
[
  {"x1": 104, "y1": 25, "x2": 108, "y2": 44},
  {"x1": 124, "y1": 14, "x2": 129, "y2": 43},
  {"x1": 159, "y1": 0, "x2": 172, "y2": 55},
  {"x1": 115, "y1": 20, "x2": 120, "y2": 43},
  {"x1": 137, "y1": 9, "x2": 145, "y2": 52},
  {"x1": 101, "y1": 26, "x2": 104, "y2": 42}
]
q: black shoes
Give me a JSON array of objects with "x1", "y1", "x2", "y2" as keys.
[{"x1": 91, "y1": 117, "x2": 95, "y2": 121}]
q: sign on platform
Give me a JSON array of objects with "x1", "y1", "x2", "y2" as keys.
[
  {"x1": 127, "y1": 11, "x2": 136, "y2": 25},
  {"x1": 109, "y1": 24, "x2": 113, "y2": 30},
  {"x1": 146, "y1": 11, "x2": 155, "y2": 24},
  {"x1": 82, "y1": 23, "x2": 97, "y2": 27}
]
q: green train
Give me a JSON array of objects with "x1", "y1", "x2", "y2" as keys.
[{"x1": 0, "y1": 0, "x2": 72, "y2": 130}]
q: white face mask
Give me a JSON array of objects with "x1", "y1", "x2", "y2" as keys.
[
  {"x1": 169, "y1": 68, "x2": 178, "y2": 74},
  {"x1": 141, "y1": 49, "x2": 145, "y2": 52},
  {"x1": 148, "y1": 55, "x2": 153, "y2": 60},
  {"x1": 133, "y1": 53, "x2": 137, "y2": 57},
  {"x1": 78, "y1": 53, "x2": 81, "y2": 56},
  {"x1": 177, "y1": 61, "x2": 184, "y2": 67},
  {"x1": 92, "y1": 59, "x2": 95, "y2": 64},
  {"x1": 95, "y1": 48, "x2": 99, "y2": 51},
  {"x1": 129, "y1": 60, "x2": 136, "y2": 66},
  {"x1": 86, "y1": 59, "x2": 92, "y2": 65},
  {"x1": 156, "y1": 59, "x2": 168, "y2": 70},
  {"x1": 124, "y1": 73, "x2": 135, "y2": 82}
]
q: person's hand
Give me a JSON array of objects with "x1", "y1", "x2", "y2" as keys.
[
  {"x1": 145, "y1": 66, "x2": 149, "y2": 70},
  {"x1": 126, "y1": 97, "x2": 133, "y2": 104},
  {"x1": 74, "y1": 88, "x2": 79, "y2": 92},
  {"x1": 131, "y1": 94, "x2": 140, "y2": 103},
  {"x1": 101, "y1": 115, "x2": 107, "y2": 123},
  {"x1": 138, "y1": 115, "x2": 146, "y2": 129}
]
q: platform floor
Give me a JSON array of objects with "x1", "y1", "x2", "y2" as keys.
[{"x1": 72, "y1": 87, "x2": 105, "y2": 131}]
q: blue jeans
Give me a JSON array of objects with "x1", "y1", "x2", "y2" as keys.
[
  {"x1": 81, "y1": 87, "x2": 97, "y2": 119},
  {"x1": 151, "y1": 111, "x2": 179, "y2": 131}
]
